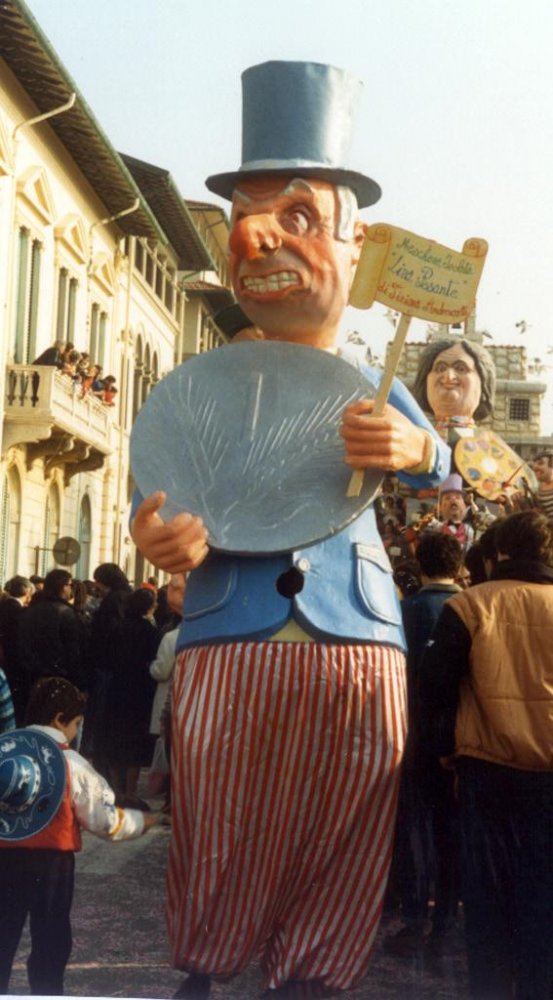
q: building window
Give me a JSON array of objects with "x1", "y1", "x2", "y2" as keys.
[
  {"x1": 89, "y1": 304, "x2": 108, "y2": 366},
  {"x1": 42, "y1": 485, "x2": 60, "y2": 574},
  {"x1": 155, "y1": 265, "x2": 164, "y2": 298},
  {"x1": 89, "y1": 302, "x2": 100, "y2": 361},
  {"x1": 0, "y1": 475, "x2": 10, "y2": 585},
  {"x1": 76, "y1": 494, "x2": 92, "y2": 580},
  {"x1": 14, "y1": 227, "x2": 41, "y2": 363},
  {"x1": 145, "y1": 253, "x2": 154, "y2": 287},
  {"x1": 98, "y1": 311, "x2": 108, "y2": 367},
  {"x1": 135, "y1": 240, "x2": 144, "y2": 274},
  {"x1": 509, "y1": 398, "x2": 530, "y2": 421},
  {"x1": 55, "y1": 270, "x2": 78, "y2": 343},
  {"x1": 67, "y1": 278, "x2": 78, "y2": 342}
]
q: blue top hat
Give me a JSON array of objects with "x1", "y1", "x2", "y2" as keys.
[
  {"x1": 0, "y1": 729, "x2": 66, "y2": 841},
  {"x1": 206, "y1": 61, "x2": 381, "y2": 209}
]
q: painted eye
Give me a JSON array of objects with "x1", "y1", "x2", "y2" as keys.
[{"x1": 281, "y1": 209, "x2": 310, "y2": 235}]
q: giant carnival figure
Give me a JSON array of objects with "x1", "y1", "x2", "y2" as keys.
[
  {"x1": 131, "y1": 62, "x2": 450, "y2": 999},
  {"x1": 412, "y1": 336, "x2": 536, "y2": 509}
]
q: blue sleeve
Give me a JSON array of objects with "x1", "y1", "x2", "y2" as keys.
[{"x1": 361, "y1": 364, "x2": 450, "y2": 489}]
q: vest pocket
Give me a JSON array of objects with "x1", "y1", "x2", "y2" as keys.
[{"x1": 353, "y1": 542, "x2": 402, "y2": 625}]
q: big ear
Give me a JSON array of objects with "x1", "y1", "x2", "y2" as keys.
[{"x1": 352, "y1": 220, "x2": 369, "y2": 267}]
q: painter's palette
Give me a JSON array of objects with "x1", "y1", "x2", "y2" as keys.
[{"x1": 455, "y1": 430, "x2": 537, "y2": 500}]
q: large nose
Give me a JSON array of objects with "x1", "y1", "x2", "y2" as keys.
[{"x1": 229, "y1": 214, "x2": 282, "y2": 260}]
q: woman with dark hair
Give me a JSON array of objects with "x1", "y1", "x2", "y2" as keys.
[
  {"x1": 411, "y1": 337, "x2": 495, "y2": 427},
  {"x1": 18, "y1": 569, "x2": 87, "y2": 693},
  {"x1": 71, "y1": 580, "x2": 94, "y2": 626},
  {"x1": 411, "y1": 337, "x2": 536, "y2": 518},
  {"x1": 419, "y1": 510, "x2": 553, "y2": 999},
  {"x1": 85, "y1": 564, "x2": 132, "y2": 772},
  {"x1": 104, "y1": 588, "x2": 160, "y2": 807}
]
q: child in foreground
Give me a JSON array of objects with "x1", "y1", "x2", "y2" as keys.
[{"x1": 0, "y1": 677, "x2": 161, "y2": 995}]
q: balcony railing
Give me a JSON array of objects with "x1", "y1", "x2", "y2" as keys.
[{"x1": 3, "y1": 364, "x2": 113, "y2": 462}]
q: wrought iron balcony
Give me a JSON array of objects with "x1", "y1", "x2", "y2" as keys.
[{"x1": 3, "y1": 364, "x2": 113, "y2": 482}]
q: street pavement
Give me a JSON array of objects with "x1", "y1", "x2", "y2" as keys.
[{"x1": 6, "y1": 804, "x2": 469, "y2": 999}]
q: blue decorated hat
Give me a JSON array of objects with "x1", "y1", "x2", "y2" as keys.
[
  {"x1": 206, "y1": 61, "x2": 381, "y2": 209},
  {"x1": 0, "y1": 729, "x2": 66, "y2": 841}
]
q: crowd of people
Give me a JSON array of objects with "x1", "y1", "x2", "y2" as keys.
[
  {"x1": 32, "y1": 340, "x2": 118, "y2": 406},
  {"x1": 0, "y1": 565, "x2": 181, "y2": 802},
  {"x1": 384, "y1": 509, "x2": 553, "y2": 1000},
  {"x1": 1, "y1": 506, "x2": 551, "y2": 998}
]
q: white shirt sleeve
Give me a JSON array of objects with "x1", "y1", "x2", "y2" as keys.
[
  {"x1": 149, "y1": 628, "x2": 178, "y2": 682},
  {"x1": 67, "y1": 750, "x2": 145, "y2": 840}
]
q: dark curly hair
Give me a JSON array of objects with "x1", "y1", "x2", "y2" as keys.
[
  {"x1": 25, "y1": 677, "x2": 87, "y2": 726},
  {"x1": 93, "y1": 562, "x2": 130, "y2": 592},
  {"x1": 416, "y1": 532, "x2": 463, "y2": 579},
  {"x1": 494, "y1": 511, "x2": 553, "y2": 565}
]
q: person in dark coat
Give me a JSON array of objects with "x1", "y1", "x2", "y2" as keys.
[
  {"x1": 104, "y1": 588, "x2": 160, "y2": 807},
  {"x1": 18, "y1": 570, "x2": 87, "y2": 692},
  {"x1": 386, "y1": 533, "x2": 463, "y2": 957},
  {"x1": 419, "y1": 511, "x2": 553, "y2": 1000},
  {"x1": 83, "y1": 563, "x2": 132, "y2": 772},
  {"x1": 0, "y1": 576, "x2": 34, "y2": 723}
]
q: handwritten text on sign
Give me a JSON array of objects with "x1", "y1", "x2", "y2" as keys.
[{"x1": 349, "y1": 224, "x2": 488, "y2": 323}]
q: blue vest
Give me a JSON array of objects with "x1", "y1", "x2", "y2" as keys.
[{"x1": 171, "y1": 367, "x2": 450, "y2": 654}]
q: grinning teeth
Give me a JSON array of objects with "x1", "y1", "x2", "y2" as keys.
[{"x1": 243, "y1": 271, "x2": 299, "y2": 293}]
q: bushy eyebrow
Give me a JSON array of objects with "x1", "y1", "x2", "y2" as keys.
[
  {"x1": 282, "y1": 179, "x2": 316, "y2": 197},
  {"x1": 233, "y1": 178, "x2": 317, "y2": 207}
]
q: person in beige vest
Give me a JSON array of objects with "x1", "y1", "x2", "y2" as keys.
[{"x1": 419, "y1": 510, "x2": 553, "y2": 1000}]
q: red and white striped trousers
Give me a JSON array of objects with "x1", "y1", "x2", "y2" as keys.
[{"x1": 167, "y1": 640, "x2": 406, "y2": 991}]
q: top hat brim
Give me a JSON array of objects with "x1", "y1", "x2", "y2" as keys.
[{"x1": 206, "y1": 165, "x2": 382, "y2": 209}]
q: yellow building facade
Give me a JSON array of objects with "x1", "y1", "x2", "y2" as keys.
[{"x1": 0, "y1": 0, "x2": 231, "y2": 585}]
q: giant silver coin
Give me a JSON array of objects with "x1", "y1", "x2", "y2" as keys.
[{"x1": 130, "y1": 342, "x2": 381, "y2": 554}]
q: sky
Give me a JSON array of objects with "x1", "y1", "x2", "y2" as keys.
[{"x1": 23, "y1": 0, "x2": 553, "y2": 427}]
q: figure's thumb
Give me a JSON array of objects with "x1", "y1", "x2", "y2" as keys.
[{"x1": 134, "y1": 491, "x2": 166, "y2": 526}]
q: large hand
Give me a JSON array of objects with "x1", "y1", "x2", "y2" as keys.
[
  {"x1": 340, "y1": 399, "x2": 427, "y2": 472},
  {"x1": 131, "y1": 492, "x2": 209, "y2": 574}
]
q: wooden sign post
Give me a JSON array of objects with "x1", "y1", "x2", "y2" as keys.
[{"x1": 346, "y1": 224, "x2": 488, "y2": 496}]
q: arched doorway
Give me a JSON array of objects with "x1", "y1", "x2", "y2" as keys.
[{"x1": 0, "y1": 467, "x2": 22, "y2": 583}]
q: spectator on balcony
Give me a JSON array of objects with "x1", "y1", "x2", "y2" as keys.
[
  {"x1": 101, "y1": 375, "x2": 118, "y2": 407},
  {"x1": 0, "y1": 576, "x2": 34, "y2": 723},
  {"x1": 76, "y1": 353, "x2": 91, "y2": 380},
  {"x1": 80, "y1": 363, "x2": 102, "y2": 398},
  {"x1": 90, "y1": 367, "x2": 105, "y2": 399},
  {"x1": 59, "y1": 342, "x2": 75, "y2": 366},
  {"x1": 61, "y1": 349, "x2": 81, "y2": 378},
  {"x1": 32, "y1": 340, "x2": 65, "y2": 368}
]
